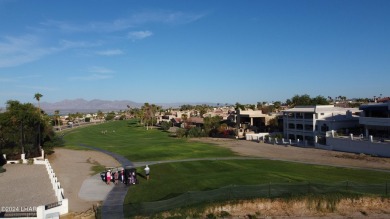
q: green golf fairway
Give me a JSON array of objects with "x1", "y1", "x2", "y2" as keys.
[
  {"x1": 63, "y1": 120, "x2": 237, "y2": 161},
  {"x1": 127, "y1": 159, "x2": 390, "y2": 203},
  {"x1": 62, "y1": 120, "x2": 390, "y2": 207}
]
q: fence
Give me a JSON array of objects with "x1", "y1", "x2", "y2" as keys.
[{"x1": 124, "y1": 181, "x2": 389, "y2": 217}]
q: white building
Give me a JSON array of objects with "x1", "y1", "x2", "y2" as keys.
[
  {"x1": 359, "y1": 101, "x2": 390, "y2": 138},
  {"x1": 283, "y1": 105, "x2": 360, "y2": 145}
]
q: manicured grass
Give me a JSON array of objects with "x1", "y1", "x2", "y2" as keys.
[
  {"x1": 127, "y1": 159, "x2": 390, "y2": 204},
  {"x1": 63, "y1": 120, "x2": 237, "y2": 161},
  {"x1": 61, "y1": 120, "x2": 390, "y2": 210}
]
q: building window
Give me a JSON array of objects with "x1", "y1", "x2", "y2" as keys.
[
  {"x1": 296, "y1": 113, "x2": 304, "y2": 119},
  {"x1": 296, "y1": 124, "x2": 303, "y2": 130},
  {"x1": 321, "y1": 124, "x2": 329, "y2": 132},
  {"x1": 304, "y1": 113, "x2": 313, "y2": 119},
  {"x1": 305, "y1": 124, "x2": 313, "y2": 131},
  {"x1": 288, "y1": 123, "x2": 295, "y2": 129},
  {"x1": 305, "y1": 136, "x2": 314, "y2": 141},
  {"x1": 289, "y1": 134, "x2": 295, "y2": 140}
]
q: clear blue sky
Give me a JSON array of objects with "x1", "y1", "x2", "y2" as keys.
[{"x1": 0, "y1": 0, "x2": 389, "y2": 107}]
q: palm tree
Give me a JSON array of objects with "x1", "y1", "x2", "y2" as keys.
[
  {"x1": 141, "y1": 103, "x2": 151, "y2": 129},
  {"x1": 33, "y1": 93, "x2": 43, "y2": 150},
  {"x1": 54, "y1": 110, "x2": 61, "y2": 131},
  {"x1": 34, "y1": 93, "x2": 43, "y2": 113},
  {"x1": 97, "y1": 110, "x2": 105, "y2": 123}
]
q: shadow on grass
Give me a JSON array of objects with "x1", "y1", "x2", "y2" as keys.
[
  {"x1": 127, "y1": 121, "x2": 138, "y2": 126},
  {"x1": 137, "y1": 172, "x2": 146, "y2": 179}
]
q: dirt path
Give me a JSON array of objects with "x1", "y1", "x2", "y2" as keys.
[
  {"x1": 48, "y1": 148, "x2": 120, "y2": 213},
  {"x1": 190, "y1": 138, "x2": 390, "y2": 171}
]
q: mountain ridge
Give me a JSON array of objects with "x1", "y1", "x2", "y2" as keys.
[{"x1": 38, "y1": 98, "x2": 220, "y2": 114}]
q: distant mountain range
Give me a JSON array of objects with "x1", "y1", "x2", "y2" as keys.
[
  {"x1": 39, "y1": 98, "x2": 221, "y2": 114},
  {"x1": 39, "y1": 99, "x2": 138, "y2": 114}
]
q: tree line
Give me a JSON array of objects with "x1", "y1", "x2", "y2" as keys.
[{"x1": 0, "y1": 95, "x2": 62, "y2": 161}]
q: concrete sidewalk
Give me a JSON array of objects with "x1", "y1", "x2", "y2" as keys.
[
  {"x1": 78, "y1": 173, "x2": 116, "y2": 201},
  {"x1": 78, "y1": 144, "x2": 133, "y2": 219}
]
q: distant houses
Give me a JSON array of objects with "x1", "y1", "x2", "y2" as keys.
[{"x1": 50, "y1": 99, "x2": 390, "y2": 156}]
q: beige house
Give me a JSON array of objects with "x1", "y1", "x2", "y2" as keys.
[{"x1": 235, "y1": 109, "x2": 276, "y2": 132}]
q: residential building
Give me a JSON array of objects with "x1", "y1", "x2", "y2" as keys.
[
  {"x1": 203, "y1": 108, "x2": 231, "y2": 120},
  {"x1": 323, "y1": 101, "x2": 390, "y2": 157},
  {"x1": 359, "y1": 101, "x2": 390, "y2": 138},
  {"x1": 235, "y1": 109, "x2": 276, "y2": 132},
  {"x1": 283, "y1": 105, "x2": 360, "y2": 145}
]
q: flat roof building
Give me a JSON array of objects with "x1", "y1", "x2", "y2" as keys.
[
  {"x1": 359, "y1": 102, "x2": 390, "y2": 138},
  {"x1": 283, "y1": 105, "x2": 360, "y2": 145}
]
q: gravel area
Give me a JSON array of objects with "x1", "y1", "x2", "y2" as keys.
[{"x1": 0, "y1": 164, "x2": 57, "y2": 211}]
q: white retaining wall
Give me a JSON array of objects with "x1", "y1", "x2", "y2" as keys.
[
  {"x1": 245, "y1": 133, "x2": 269, "y2": 141},
  {"x1": 326, "y1": 136, "x2": 390, "y2": 157}
]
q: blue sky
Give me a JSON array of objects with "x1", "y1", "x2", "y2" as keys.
[{"x1": 0, "y1": 0, "x2": 389, "y2": 107}]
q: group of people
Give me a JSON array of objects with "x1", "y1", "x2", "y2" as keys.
[
  {"x1": 104, "y1": 169, "x2": 124, "y2": 185},
  {"x1": 103, "y1": 168, "x2": 136, "y2": 185},
  {"x1": 102, "y1": 165, "x2": 150, "y2": 185}
]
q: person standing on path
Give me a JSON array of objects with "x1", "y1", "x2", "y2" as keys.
[
  {"x1": 144, "y1": 165, "x2": 150, "y2": 180},
  {"x1": 114, "y1": 170, "x2": 119, "y2": 185},
  {"x1": 106, "y1": 169, "x2": 111, "y2": 185},
  {"x1": 120, "y1": 169, "x2": 125, "y2": 183}
]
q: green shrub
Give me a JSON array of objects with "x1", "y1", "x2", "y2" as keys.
[
  {"x1": 176, "y1": 128, "x2": 187, "y2": 138},
  {"x1": 187, "y1": 127, "x2": 205, "y2": 138},
  {"x1": 272, "y1": 133, "x2": 283, "y2": 139},
  {"x1": 219, "y1": 211, "x2": 231, "y2": 217},
  {"x1": 206, "y1": 213, "x2": 216, "y2": 219},
  {"x1": 43, "y1": 134, "x2": 65, "y2": 152},
  {"x1": 246, "y1": 214, "x2": 257, "y2": 219},
  {"x1": 27, "y1": 158, "x2": 34, "y2": 165},
  {"x1": 161, "y1": 121, "x2": 172, "y2": 131}
]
